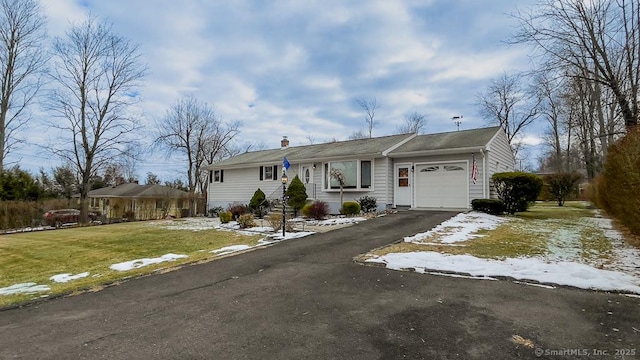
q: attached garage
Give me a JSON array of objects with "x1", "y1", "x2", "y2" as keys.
[{"x1": 415, "y1": 162, "x2": 468, "y2": 208}]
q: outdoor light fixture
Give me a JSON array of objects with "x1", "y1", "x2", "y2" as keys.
[{"x1": 281, "y1": 171, "x2": 288, "y2": 237}]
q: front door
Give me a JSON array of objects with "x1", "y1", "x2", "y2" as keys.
[
  {"x1": 394, "y1": 163, "x2": 412, "y2": 206},
  {"x1": 301, "y1": 165, "x2": 315, "y2": 199}
]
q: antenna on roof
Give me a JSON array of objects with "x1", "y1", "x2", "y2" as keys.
[{"x1": 452, "y1": 115, "x2": 463, "y2": 131}]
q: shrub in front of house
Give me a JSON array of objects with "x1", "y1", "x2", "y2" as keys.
[
  {"x1": 471, "y1": 199, "x2": 505, "y2": 215},
  {"x1": 219, "y1": 211, "x2": 233, "y2": 223},
  {"x1": 208, "y1": 206, "x2": 224, "y2": 217},
  {"x1": 597, "y1": 128, "x2": 640, "y2": 236},
  {"x1": 286, "y1": 175, "x2": 308, "y2": 216},
  {"x1": 341, "y1": 201, "x2": 361, "y2": 216},
  {"x1": 544, "y1": 172, "x2": 582, "y2": 207},
  {"x1": 264, "y1": 214, "x2": 293, "y2": 232},
  {"x1": 491, "y1": 172, "x2": 543, "y2": 215},
  {"x1": 302, "y1": 201, "x2": 329, "y2": 220},
  {"x1": 227, "y1": 203, "x2": 248, "y2": 219},
  {"x1": 123, "y1": 210, "x2": 135, "y2": 221},
  {"x1": 237, "y1": 213, "x2": 256, "y2": 228},
  {"x1": 249, "y1": 188, "x2": 268, "y2": 218},
  {"x1": 357, "y1": 196, "x2": 377, "y2": 213}
]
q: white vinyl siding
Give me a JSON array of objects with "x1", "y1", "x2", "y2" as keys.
[{"x1": 487, "y1": 130, "x2": 516, "y2": 198}]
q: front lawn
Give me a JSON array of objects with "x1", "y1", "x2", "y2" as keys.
[
  {"x1": 361, "y1": 202, "x2": 640, "y2": 293},
  {"x1": 369, "y1": 202, "x2": 617, "y2": 264},
  {"x1": 0, "y1": 218, "x2": 262, "y2": 308}
]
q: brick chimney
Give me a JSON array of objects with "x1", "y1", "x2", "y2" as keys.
[{"x1": 281, "y1": 136, "x2": 289, "y2": 149}]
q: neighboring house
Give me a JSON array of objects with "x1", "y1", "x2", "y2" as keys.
[
  {"x1": 86, "y1": 183, "x2": 189, "y2": 220},
  {"x1": 205, "y1": 126, "x2": 515, "y2": 213}
]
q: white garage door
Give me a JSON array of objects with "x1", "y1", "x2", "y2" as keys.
[{"x1": 415, "y1": 162, "x2": 468, "y2": 208}]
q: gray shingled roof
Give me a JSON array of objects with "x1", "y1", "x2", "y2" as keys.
[
  {"x1": 88, "y1": 183, "x2": 187, "y2": 198},
  {"x1": 206, "y1": 126, "x2": 502, "y2": 169},
  {"x1": 208, "y1": 133, "x2": 412, "y2": 168},
  {"x1": 388, "y1": 126, "x2": 501, "y2": 155}
]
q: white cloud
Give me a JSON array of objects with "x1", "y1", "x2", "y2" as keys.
[{"x1": 10, "y1": 0, "x2": 540, "y2": 181}]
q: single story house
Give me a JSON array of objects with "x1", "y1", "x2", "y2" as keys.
[
  {"x1": 205, "y1": 126, "x2": 515, "y2": 213},
  {"x1": 86, "y1": 183, "x2": 189, "y2": 220}
]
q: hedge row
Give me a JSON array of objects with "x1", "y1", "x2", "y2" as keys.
[{"x1": 592, "y1": 128, "x2": 640, "y2": 235}]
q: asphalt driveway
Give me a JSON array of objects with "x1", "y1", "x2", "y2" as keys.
[{"x1": 1, "y1": 211, "x2": 638, "y2": 359}]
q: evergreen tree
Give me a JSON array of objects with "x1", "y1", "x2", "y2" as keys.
[
  {"x1": 249, "y1": 188, "x2": 267, "y2": 217},
  {"x1": 286, "y1": 175, "x2": 307, "y2": 216}
]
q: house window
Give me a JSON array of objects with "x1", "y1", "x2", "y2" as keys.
[
  {"x1": 398, "y1": 167, "x2": 409, "y2": 187},
  {"x1": 156, "y1": 200, "x2": 163, "y2": 209},
  {"x1": 177, "y1": 199, "x2": 184, "y2": 208},
  {"x1": 212, "y1": 170, "x2": 224, "y2": 183},
  {"x1": 444, "y1": 165, "x2": 464, "y2": 171},
  {"x1": 421, "y1": 166, "x2": 439, "y2": 172},
  {"x1": 259, "y1": 165, "x2": 278, "y2": 181},
  {"x1": 324, "y1": 160, "x2": 372, "y2": 190},
  {"x1": 90, "y1": 198, "x2": 99, "y2": 208}
]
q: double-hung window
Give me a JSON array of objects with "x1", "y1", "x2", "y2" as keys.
[
  {"x1": 259, "y1": 165, "x2": 278, "y2": 181},
  {"x1": 210, "y1": 170, "x2": 223, "y2": 183},
  {"x1": 324, "y1": 160, "x2": 372, "y2": 190}
]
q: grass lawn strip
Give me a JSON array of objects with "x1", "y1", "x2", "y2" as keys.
[
  {"x1": 0, "y1": 218, "x2": 263, "y2": 307},
  {"x1": 363, "y1": 202, "x2": 640, "y2": 293}
]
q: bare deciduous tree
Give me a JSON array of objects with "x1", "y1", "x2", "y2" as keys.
[
  {"x1": 396, "y1": 111, "x2": 427, "y2": 134},
  {"x1": 348, "y1": 129, "x2": 368, "y2": 140},
  {"x1": 155, "y1": 96, "x2": 240, "y2": 215},
  {"x1": 535, "y1": 71, "x2": 565, "y2": 171},
  {"x1": 476, "y1": 73, "x2": 541, "y2": 154},
  {"x1": 513, "y1": 0, "x2": 640, "y2": 129},
  {"x1": 356, "y1": 97, "x2": 378, "y2": 138},
  {"x1": 0, "y1": 0, "x2": 46, "y2": 171},
  {"x1": 49, "y1": 17, "x2": 145, "y2": 223}
]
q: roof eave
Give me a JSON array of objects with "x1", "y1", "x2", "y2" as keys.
[
  {"x1": 205, "y1": 152, "x2": 386, "y2": 169},
  {"x1": 388, "y1": 146, "x2": 487, "y2": 158}
]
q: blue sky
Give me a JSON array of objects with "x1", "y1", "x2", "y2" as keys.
[{"x1": 12, "y1": 0, "x2": 543, "y2": 182}]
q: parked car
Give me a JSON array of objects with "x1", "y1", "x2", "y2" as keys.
[{"x1": 42, "y1": 209, "x2": 96, "y2": 228}]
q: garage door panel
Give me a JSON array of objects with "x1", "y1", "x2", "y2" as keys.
[{"x1": 415, "y1": 162, "x2": 467, "y2": 208}]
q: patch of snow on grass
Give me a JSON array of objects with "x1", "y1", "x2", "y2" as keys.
[
  {"x1": 404, "y1": 212, "x2": 509, "y2": 244},
  {"x1": 212, "y1": 245, "x2": 252, "y2": 256},
  {"x1": 317, "y1": 217, "x2": 367, "y2": 226},
  {"x1": 367, "y1": 252, "x2": 640, "y2": 294},
  {"x1": 151, "y1": 218, "x2": 221, "y2": 231},
  {"x1": 0, "y1": 283, "x2": 51, "y2": 295},
  {"x1": 110, "y1": 254, "x2": 188, "y2": 271},
  {"x1": 269, "y1": 231, "x2": 315, "y2": 240},
  {"x1": 588, "y1": 217, "x2": 640, "y2": 277},
  {"x1": 243, "y1": 226, "x2": 274, "y2": 233},
  {"x1": 50, "y1": 272, "x2": 90, "y2": 283}
]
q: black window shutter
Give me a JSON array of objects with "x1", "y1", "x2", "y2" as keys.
[
  {"x1": 209, "y1": 170, "x2": 213, "y2": 184},
  {"x1": 259, "y1": 166, "x2": 263, "y2": 181},
  {"x1": 220, "y1": 170, "x2": 224, "y2": 183},
  {"x1": 273, "y1": 165, "x2": 278, "y2": 180}
]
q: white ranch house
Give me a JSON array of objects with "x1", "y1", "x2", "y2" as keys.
[{"x1": 205, "y1": 126, "x2": 515, "y2": 213}]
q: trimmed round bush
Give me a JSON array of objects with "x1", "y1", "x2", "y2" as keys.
[
  {"x1": 219, "y1": 211, "x2": 233, "y2": 223},
  {"x1": 357, "y1": 196, "x2": 377, "y2": 213},
  {"x1": 237, "y1": 213, "x2": 256, "y2": 228},
  {"x1": 341, "y1": 201, "x2": 361, "y2": 216},
  {"x1": 491, "y1": 172, "x2": 543, "y2": 214},
  {"x1": 471, "y1": 198, "x2": 505, "y2": 215}
]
